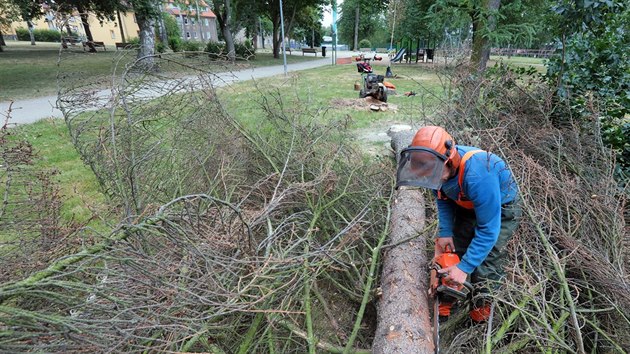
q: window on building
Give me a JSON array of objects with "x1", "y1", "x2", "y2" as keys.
[
  {"x1": 204, "y1": 19, "x2": 209, "y2": 26},
  {"x1": 110, "y1": 30, "x2": 116, "y2": 39},
  {"x1": 184, "y1": 17, "x2": 188, "y2": 24},
  {"x1": 206, "y1": 32, "x2": 211, "y2": 40},
  {"x1": 186, "y1": 32, "x2": 191, "y2": 39},
  {"x1": 193, "y1": 31, "x2": 197, "y2": 38},
  {"x1": 191, "y1": 18, "x2": 195, "y2": 25},
  {"x1": 133, "y1": 14, "x2": 137, "y2": 23}
]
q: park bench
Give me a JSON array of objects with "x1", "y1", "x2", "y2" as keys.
[
  {"x1": 359, "y1": 47, "x2": 371, "y2": 52},
  {"x1": 301, "y1": 48, "x2": 318, "y2": 56},
  {"x1": 83, "y1": 41, "x2": 107, "y2": 52},
  {"x1": 376, "y1": 48, "x2": 388, "y2": 53},
  {"x1": 115, "y1": 42, "x2": 129, "y2": 50}
]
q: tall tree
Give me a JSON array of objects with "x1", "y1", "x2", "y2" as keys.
[
  {"x1": 469, "y1": 0, "x2": 501, "y2": 71},
  {"x1": 13, "y1": 0, "x2": 41, "y2": 45},
  {"x1": 337, "y1": 0, "x2": 386, "y2": 49},
  {"x1": 425, "y1": 0, "x2": 548, "y2": 71},
  {"x1": 0, "y1": 0, "x2": 21, "y2": 51},
  {"x1": 263, "y1": 0, "x2": 324, "y2": 58},
  {"x1": 291, "y1": 6, "x2": 322, "y2": 48},
  {"x1": 52, "y1": 0, "x2": 125, "y2": 44},
  {"x1": 129, "y1": 0, "x2": 162, "y2": 66},
  {"x1": 212, "y1": 0, "x2": 236, "y2": 61}
]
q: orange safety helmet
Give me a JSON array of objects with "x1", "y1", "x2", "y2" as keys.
[{"x1": 410, "y1": 126, "x2": 461, "y2": 168}]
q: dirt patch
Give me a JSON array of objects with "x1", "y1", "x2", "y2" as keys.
[
  {"x1": 354, "y1": 122, "x2": 416, "y2": 157},
  {"x1": 330, "y1": 97, "x2": 398, "y2": 112}
]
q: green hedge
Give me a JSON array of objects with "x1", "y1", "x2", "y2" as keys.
[{"x1": 15, "y1": 28, "x2": 62, "y2": 42}]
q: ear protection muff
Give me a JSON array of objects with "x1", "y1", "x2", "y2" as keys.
[{"x1": 444, "y1": 140, "x2": 453, "y2": 161}]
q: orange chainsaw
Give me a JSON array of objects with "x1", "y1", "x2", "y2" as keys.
[{"x1": 429, "y1": 245, "x2": 473, "y2": 354}]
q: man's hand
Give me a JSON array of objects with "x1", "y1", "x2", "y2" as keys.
[
  {"x1": 438, "y1": 265, "x2": 468, "y2": 285},
  {"x1": 434, "y1": 237, "x2": 455, "y2": 261}
]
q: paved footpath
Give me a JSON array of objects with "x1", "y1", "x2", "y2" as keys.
[{"x1": 1, "y1": 52, "x2": 354, "y2": 126}]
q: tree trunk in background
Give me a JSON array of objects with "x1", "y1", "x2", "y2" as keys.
[
  {"x1": 372, "y1": 130, "x2": 434, "y2": 354},
  {"x1": 213, "y1": 0, "x2": 235, "y2": 61},
  {"x1": 470, "y1": 0, "x2": 501, "y2": 72},
  {"x1": 27, "y1": 21, "x2": 35, "y2": 45},
  {"x1": 0, "y1": 32, "x2": 6, "y2": 47},
  {"x1": 136, "y1": 15, "x2": 156, "y2": 68},
  {"x1": 253, "y1": 17, "x2": 259, "y2": 50},
  {"x1": 272, "y1": 16, "x2": 280, "y2": 58},
  {"x1": 77, "y1": 12, "x2": 94, "y2": 42},
  {"x1": 116, "y1": 10, "x2": 126, "y2": 43},
  {"x1": 353, "y1": 7, "x2": 359, "y2": 50},
  {"x1": 157, "y1": 7, "x2": 168, "y2": 44}
]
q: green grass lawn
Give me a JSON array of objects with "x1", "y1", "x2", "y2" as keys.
[
  {"x1": 10, "y1": 118, "x2": 110, "y2": 224},
  {"x1": 1, "y1": 62, "x2": 443, "y2": 241},
  {"x1": 220, "y1": 62, "x2": 444, "y2": 131},
  {"x1": 0, "y1": 41, "x2": 322, "y2": 101},
  {"x1": 489, "y1": 55, "x2": 547, "y2": 73}
]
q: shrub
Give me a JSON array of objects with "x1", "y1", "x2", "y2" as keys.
[
  {"x1": 181, "y1": 41, "x2": 202, "y2": 52},
  {"x1": 168, "y1": 37, "x2": 182, "y2": 52},
  {"x1": 15, "y1": 28, "x2": 62, "y2": 42},
  {"x1": 358, "y1": 39, "x2": 371, "y2": 49},
  {"x1": 155, "y1": 41, "x2": 166, "y2": 53},
  {"x1": 127, "y1": 37, "x2": 140, "y2": 47},
  {"x1": 205, "y1": 41, "x2": 224, "y2": 55},
  {"x1": 234, "y1": 40, "x2": 255, "y2": 59},
  {"x1": 15, "y1": 28, "x2": 29, "y2": 41},
  {"x1": 35, "y1": 29, "x2": 61, "y2": 42}
]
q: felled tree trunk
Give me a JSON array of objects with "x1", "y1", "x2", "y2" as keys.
[{"x1": 372, "y1": 129, "x2": 434, "y2": 354}]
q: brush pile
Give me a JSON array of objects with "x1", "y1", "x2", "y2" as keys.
[
  {"x1": 0, "y1": 52, "x2": 392, "y2": 353},
  {"x1": 433, "y1": 64, "x2": 629, "y2": 353}
]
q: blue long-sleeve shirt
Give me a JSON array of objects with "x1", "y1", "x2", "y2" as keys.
[{"x1": 435, "y1": 145, "x2": 518, "y2": 274}]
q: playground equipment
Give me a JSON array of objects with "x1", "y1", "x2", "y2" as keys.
[
  {"x1": 392, "y1": 36, "x2": 436, "y2": 63},
  {"x1": 356, "y1": 62, "x2": 387, "y2": 102},
  {"x1": 391, "y1": 48, "x2": 406, "y2": 63}
]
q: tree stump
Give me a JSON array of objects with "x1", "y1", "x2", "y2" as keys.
[{"x1": 372, "y1": 128, "x2": 434, "y2": 354}]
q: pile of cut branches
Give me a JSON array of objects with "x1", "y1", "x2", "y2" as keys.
[
  {"x1": 431, "y1": 63, "x2": 629, "y2": 353},
  {"x1": 0, "y1": 53, "x2": 393, "y2": 353}
]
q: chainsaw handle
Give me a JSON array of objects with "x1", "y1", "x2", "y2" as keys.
[{"x1": 463, "y1": 281, "x2": 474, "y2": 293}]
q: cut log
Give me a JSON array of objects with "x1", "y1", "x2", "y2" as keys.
[{"x1": 372, "y1": 128, "x2": 434, "y2": 354}]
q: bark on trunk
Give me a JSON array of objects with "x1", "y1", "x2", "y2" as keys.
[
  {"x1": 0, "y1": 31, "x2": 6, "y2": 47},
  {"x1": 213, "y1": 0, "x2": 235, "y2": 62},
  {"x1": 372, "y1": 130, "x2": 434, "y2": 354},
  {"x1": 469, "y1": 0, "x2": 501, "y2": 72},
  {"x1": 272, "y1": 17, "x2": 280, "y2": 59},
  {"x1": 116, "y1": 10, "x2": 126, "y2": 43},
  {"x1": 79, "y1": 12, "x2": 94, "y2": 42},
  {"x1": 253, "y1": 17, "x2": 259, "y2": 50},
  {"x1": 27, "y1": 21, "x2": 35, "y2": 45},
  {"x1": 136, "y1": 15, "x2": 156, "y2": 69},
  {"x1": 353, "y1": 7, "x2": 359, "y2": 51},
  {"x1": 157, "y1": 7, "x2": 168, "y2": 45}
]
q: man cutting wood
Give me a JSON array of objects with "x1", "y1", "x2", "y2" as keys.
[{"x1": 397, "y1": 126, "x2": 521, "y2": 323}]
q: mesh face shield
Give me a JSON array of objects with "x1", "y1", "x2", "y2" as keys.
[{"x1": 396, "y1": 147, "x2": 448, "y2": 190}]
